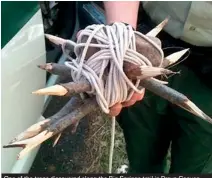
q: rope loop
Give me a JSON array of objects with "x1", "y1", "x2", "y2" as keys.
[{"x1": 65, "y1": 22, "x2": 163, "y2": 114}]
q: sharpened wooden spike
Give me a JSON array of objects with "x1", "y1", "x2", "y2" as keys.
[
  {"x1": 45, "y1": 34, "x2": 67, "y2": 46},
  {"x1": 165, "y1": 48, "x2": 190, "y2": 66},
  {"x1": 32, "y1": 85, "x2": 68, "y2": 96},
  {"x1": 4, "y1": 98, "x2": 98, "y2": 159},
  {"x1": 11, "y1": 130, "x2": 54, "y2": 159},
  {"x1": 140, "y1": 66, "x2": 176, "y2": 76},
  {"x1": 5, "y1": 130, "x2": 52, "y2": 146},
  {"x1": 140, "y1": 79, "x2": 212, "y2": 125},
  {"x1": 146, "y1": 17, "x2": 169, "y2": 37},
  {"x1": 9, "y1": 119, "x2": 50, "y2": 144},
  {"x1": 45, "y1": 34, "x2": 76, "y2": 50},
  {"x1": 52, "y1": 133, "x2": 62, "y2": 147},
  {"x1": 137, "y1": 66, "x2": 178, "y2": 80},
  {"x1": 180, "y1": 100, "x2": 212, "y2": 124}
]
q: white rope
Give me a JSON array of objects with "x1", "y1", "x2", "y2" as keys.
[
  {"x1": 64, "y1": 23, "x2": 163, "y2": 113},
  {"x1": 63, "y1": 22, "x2": 164, "y2": 173},
  {"x1": 109, "y1": 116, "x2": 116, "y2": 173}
]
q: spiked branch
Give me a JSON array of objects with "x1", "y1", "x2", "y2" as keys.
[
  {"x1": 140, "y1": 79, "x2": 212, "y2": 124},
  {"x1": 3, "y1": 97, "x2": 98, "y2": 158},
  {"x1": 7, "y1": 96, "x2": 83, "y2": 145},
  {"x1": 7, "y1": 119, "x2": 51, "y2": 145}
]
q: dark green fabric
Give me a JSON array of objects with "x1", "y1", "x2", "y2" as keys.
[
  {"x1": 117, "y1": 64, "x2": 212, "y2": 173},
  {"x1": 1, "y1": 1, "x2": 39, "y2": 48}
]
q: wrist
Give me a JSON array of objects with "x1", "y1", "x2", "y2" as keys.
[{"x1": 104, "y1": 2, "x2": 139, "y2": 30}]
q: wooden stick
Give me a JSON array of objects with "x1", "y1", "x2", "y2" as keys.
[
  {"x1": 146, "y1": 17, "x2": 169, "y2": 37},
  {"x1": 162, "y1": 48, "x2": 190, "y2": 68},
  {"x1": 45, "y1": 34, "x2": 75, "y2": 50},
  {"x1": 8, "y1": 119, "x2": 50, "y2": 144},
  {"x1": 32, "y1": 81, "x2": 91, "y2": 96},
  {"x1": 140, "y1": 79, "x2": 212, "y2": 124},
  {"x1": 7, "y1": 96, "x2": 83, "y2": 144},
  {"x1": 137, "y1": 66, "x2": 178, "y2": 80},
  {"x1": 32, "y1": 85, "x2": 68, "y2": 96},
  {"x1": 3, "y1": 97, "x2": 98, "y2": 157},
  {"x1": 38, "y1": 63, "x2": 73, "y2": 77}
]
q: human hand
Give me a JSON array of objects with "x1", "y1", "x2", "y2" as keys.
[{"x1": 109, "y1": 89, "x2": 145, "y2": 117}]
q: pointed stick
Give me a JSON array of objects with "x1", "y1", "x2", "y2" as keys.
[
  {"x1": 3, "y1": 98, "x2": 98, "y2": 153},
  {"x1": 32, "y1": 85, "x2": 68, "y2": 96},
  {"x1": 45, "y1": 34, "x2": 75, "y2": 50},
  {"x1": 162, "y1": 48, "x2": 190, "y2": 67},
  {"x1": 32, "y1": 81, "x2": 91, "y2": 96},
  {"x1": 4, "y1": 130, "x2": 53, "y2": 159},
  {"x1": 16, "y1": 130, "x2": 54, "y2": 159},
  {"x1": 7, "y1": 96, "x2": 83, "y2": 145},
  {"x1": 146, "y1": 17, "x2": 169, "y2": 37},
  {"x1": 3, "y1": 130, "x2": 54, "y2": 148},
  {"x1": 137, "y1": 66, "x2": 179, "y2": 80},
  {"x1": 140, "y1": 79, "x2": 212, "y2": 124},
  {"x1": 181, "y1": 100, "x2": 212, "y2": 124},
  {"x1": 38, "y1": 63, "x2": 73, "y2": 77},
  {"x1": 45, "y1": 34, "x2": 67, "y2": 46},
  {"x1": 8, "y1": 119, "x2": 50, "y2": 144}
]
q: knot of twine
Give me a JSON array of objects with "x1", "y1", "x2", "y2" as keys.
[{"x1": 64, "y1": 22, "x2": 164, "y2": 114}]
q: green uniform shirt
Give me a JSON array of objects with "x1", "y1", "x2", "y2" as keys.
[{"x1": 142, "y1": 1, "x2": 212, "y2": 47}]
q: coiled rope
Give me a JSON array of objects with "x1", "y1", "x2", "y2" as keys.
[{"x1": 63, "y1": 22, "x2": 164, "y2": 173}]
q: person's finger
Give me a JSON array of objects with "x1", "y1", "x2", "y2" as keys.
[
  {"x1": 109, "y1": 103, "x2": 123, "y2": 117},
  {"x1": 122, "y1": 99, "x2": 137, "y2": 107},
  {"x1": 122, "y1": 89, "x2": 145, "y2": 107}
]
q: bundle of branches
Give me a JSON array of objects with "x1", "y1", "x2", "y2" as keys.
[{"x1": 3, "y1": 19, "x2": 212, "y2": 163}]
